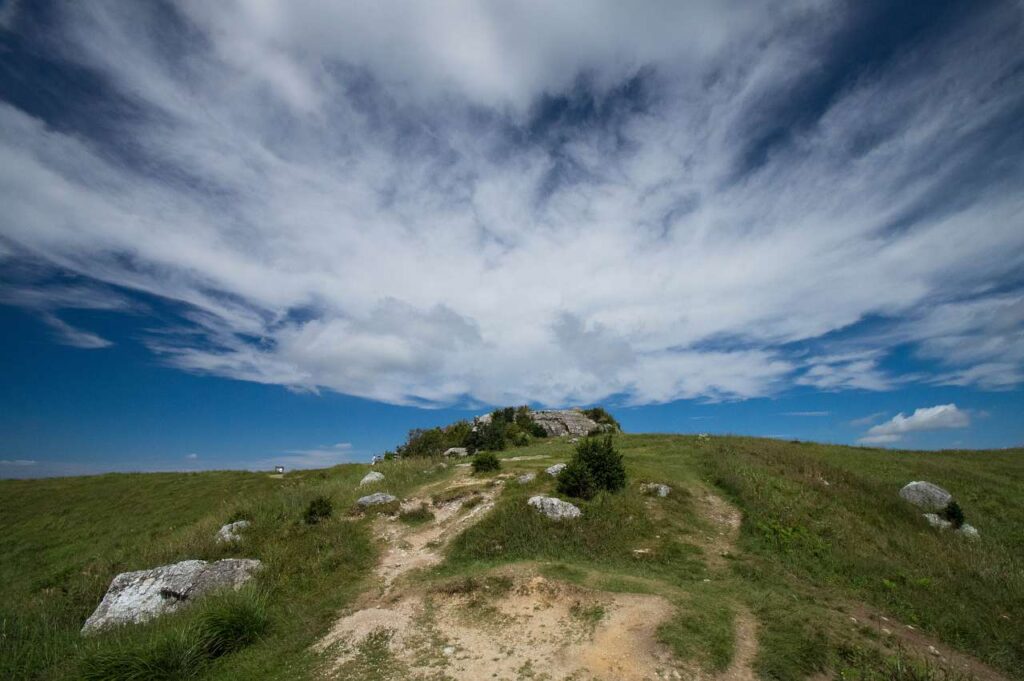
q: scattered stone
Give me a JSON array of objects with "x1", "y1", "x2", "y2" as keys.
[
  {"x1": 360, "y1": 471, "x2": 385, "y2": 486},
  {"x1": 928, "y1": 645, "x2": 940, "y2": 657},
  {"x1": 443, "y1": 447, "x2": 469, "y2": 457},
  {"x1": 215, "y1": 520, "x2": 250, "y2": 543},
  {"x1": 642, "y1": 483, "x2": 671, "y2": 497},
  {"x1": 517, "y1": 472, "x2": 536, "y2": 484},
  {"x1": 632, "y1": 548, "x2": 652, "y2": 556},
  {"x1": 882, "y1": 627, "x2": 893, "y2": 636},
  {"x1": 923, "y1": 513, "x2": 952, "y2": 530},
  {"x1": 82, "y1": 559, "x2": 261, "y2": 634},
  {"x1": 899, "y1": 481, "x2": 953, "y2": 511},
  {"x1": 545, "y1": 463, "x2": 566, "y2": 477},
  {"x1": 443, "y1": 646, "x2": 456, "y2": 656},
  {"x1": 357, "y1": 492, "x2": 397, "y2": 508},
  {"x1": 958, "y1": 523, "x2": 980, "y2": 539},
  {"x1": 527, "y1": 495, "x2": 581, "y2": 520}
]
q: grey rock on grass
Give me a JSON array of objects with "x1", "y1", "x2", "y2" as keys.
[
  {"x1": 530, "y1": 410, "x2": 600, "y2": 437},
  {"x1": 899, "y1": 481, "x2": 953, "y2": 511},
  {"x1": 923, "y1": 513, "x2": 980, "y2": 539},
  {"x1": 360, "y1": 471, "x2": 385, "y2": 486},
  {"x1": 82, "y1": 558, "x2": 261, "y2": 634},
  {"x1": 215, "y1": 520, "x2": 251, "y2": 543},
  {"x1": 517, "y1": 472, "x2": 536, "y2": 484},
  {"x1": 357, "y1": 492, "x2": 397, "y2": 507},
  {"x1": 528, "y1": 495, "x2": 581, "y2": 520},
  {"x1": 443, "y1": 447, "x2": 469, "y2": 457},
  {"x1": 545, "y1": 463, "x2": 566, "y2": 477},
  {"x1": 642, "y1": 483, "x2": 671, "y2": 497}
]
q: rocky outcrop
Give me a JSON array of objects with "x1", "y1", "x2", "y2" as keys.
[
  {"x1": 546, "y1": 463, "x2": 566, "y2": 477},
  {"x1": 899, "y1": 481, "x2": 953, "y2": 511},
  {"x1": 360, "y1": 471, "x2": 385, "y2": 486},
  {"x1": 528, "y1": 495, "x2": 581, "y2": 520},
  {"x1": 357, "y1": 492, "x2": 397, "y2": 507},
  {"x1": 443, "y1": 447, "x2": 469, "y2": 457},
  {"x1": 642, "y1": 483, "x2": 671, "y2": 497},
  {"x1": 215, "y1": 520, "x2": 250, "y2": 543},
  {"x1": 82, "y1": 559, "x2": 261, "y2": 634},
  {"x1": 530, "y1": 410, "x2": 601, "y2": 437}
]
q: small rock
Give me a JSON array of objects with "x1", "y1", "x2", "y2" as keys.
[
  {"x1": 642, "y1": 483, "x2": 671, "y2": 497},
  {"x1": 82, "y1": 559, "x2": 261, "y2": 634},
  {"x1": 517, "y1": 472, "x2": 536, "y2": 484},
  {"x1": 545, "y1": 463, "x2": 566, "y2": 477},
  {"x1": 443, "y1": 447, "x2": 469, "y2": 457},
  {"x1": 443, "y1": 646, "x2": 456, "y2": 656},
  {"x1": 882, "y1": 627, "x2": 893, "y2": 636},
  {"x1": 357, "y1": 492, "x2": 397, "y2": 507},
  {"x1": 923, "y1": 513, "x2": 952, "y2": 530},
  {"x1": 215, "y1": 520, "x2": 250, "y2": 543},
  {"x1": 899, "y1": 481, "x2": 953, "y2": 511},
  {"x1": 958, "y1": 523, "x2": 980, "y2": 539},
  {"x1": 527, "y1": 495, "x2": 581, "y2": 520},
  {"x1": 928, "y1": 645, "x2": 940, "y2": 657},
  {"x1": 360, "y1": 471, "x2": 385, "y2": 486},
  {"x1": 632, "y1": 548, "x2": 652, "y2": 556}
]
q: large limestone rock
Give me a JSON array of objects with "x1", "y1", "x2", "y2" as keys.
[
  {"x1": 545, "y1": 463, "x2": 566, "y2": 477},
  {"x1": 82, "y1": 559, "x2": 261, "y2": 634},
  {"x1": 443, "y1": 447, "x2": 469, "y2": 457},
  {"x1": 357, "y1": 492, "x2": 397, "y2": 507},
  {"x1": 516, "y1": 472, "x2": 536, "y2": 484},
  {"x1": 530, "y1": 410, "x2": 601, "y2": 437},
  {"x1": 899, "y1": 481, "x2": 953, "y2": 511},
  {"x1": 215, "y1": 520, "x2": 250, "y2": 543},
  {"x1": 528, "y1": 495, "x2": 581, "y2": 520},
  {"x1": 360, "y1": 471, "x2": 385, "y2": 486}
]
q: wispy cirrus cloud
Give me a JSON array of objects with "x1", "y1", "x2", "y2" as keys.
[{"x1": 0, "y1": 1, "x2": 1021, "y2": 408}]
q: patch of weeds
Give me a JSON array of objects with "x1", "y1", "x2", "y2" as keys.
[
  {"x1": 540, "y1": 563, "x2": 587, "y2": 585},
  {"x1": 834, "y1": 641, "x2": 974, "y2": 681},
  {"x1": 399, "y1": 503, "x2": 435, "y2": 526},
  {"x1": 303, "y1": 495, "x2": 333, "y2": 525},
  {"x1": 333, "y1": 628, "x2": 405, "y2": 681},
  {"x1": 432, "y1": 485, "x2": 488, "y2": 506},
  {"x1": 569, "y1": 601, "x2": 605, "y2": 631},
  {"x1": 461, "y1": 494, "x2": 484, "y2": 510},
  {"x1": 657, "y1": 590, "x2": 734, "y2": 673}
]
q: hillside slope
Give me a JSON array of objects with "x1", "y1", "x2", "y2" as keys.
[{"x1": 1, "y1": 435, "x2": 1021, "y2": 680}]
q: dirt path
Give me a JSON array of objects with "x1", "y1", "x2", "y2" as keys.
[{"x1": 318, "y1": 471, "x2": 684, "y2": 680}]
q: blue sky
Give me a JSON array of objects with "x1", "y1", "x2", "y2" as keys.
[{"x1": 1, "y1": 1, "x2": 1023, "y2": 477}]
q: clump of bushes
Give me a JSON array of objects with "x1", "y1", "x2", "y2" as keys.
[
  {"x1": 557, "y1": 436, "x2": 626, "y2": 500},
  {"x1": 303, "y1": 495, "x2": 333, "y2": 525},
  {"x1": 472, "y1": 451, "x2": 501, "y2": 474},
  {"x1": 582, "y1": 407, "x2": 621, "y2": 431}
]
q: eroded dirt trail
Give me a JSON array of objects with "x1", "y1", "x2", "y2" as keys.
[{"x1": 318, "y1": 470, "x2": 684, "y2": 680}]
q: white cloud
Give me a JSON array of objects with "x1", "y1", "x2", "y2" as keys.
[
  {"x1": 782, "y1": 411, "x2": 830, "y2": 417},
  {"x1": 858, "y1": 404, "x2": 970, "y2": 445},
  {"x1": 185, "y1": 453, "x2": 199, "y2": 460},
  {"x1": 0, "y1": 459, "x2": 37, "y2": 466},
  {"x1": 261, "y1": 442, "x2": 356, "y2": 470},
  {"x1": 0, "y1": 2, "x2": 1022, "y2": 406}
]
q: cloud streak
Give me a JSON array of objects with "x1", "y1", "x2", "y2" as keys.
[
  {"x1": 0, "y1": 1, "x2": 1022, "y2": 407},
  {"x1": 858, "y1": 404, "x2": 970, "y2": 445}
]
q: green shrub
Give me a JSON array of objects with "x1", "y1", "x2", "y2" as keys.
[
  {"x1": 559, "y1": 436, "x2": 626, "y2": 499},
  {"x1": 942, "y1": 500, "x2": 965, "y2": 528},
  {"x1": 582, "y1": 407, "x2": 621, "y2": 431},
  {"x1": 557, "y1": 459, "x2": 597, "y2": 500},
  {"x1": 472, "y1": 451, "x2": 501, "y2": 474},
  {"x1": 303, "y1": 495, "x2": 333, "y2": 524}
]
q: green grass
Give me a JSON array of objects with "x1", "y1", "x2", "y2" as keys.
[
  {"x1": 0, "y1": 457, "x2": 450, "y2": 680},
  {"x1": 3, "y1": 434, "x2": 1022, "y2": 680}
]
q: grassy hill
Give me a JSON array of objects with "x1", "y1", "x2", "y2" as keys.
[{"x1": 1, "y1": 435, "x2": 1021, "y2": 680}]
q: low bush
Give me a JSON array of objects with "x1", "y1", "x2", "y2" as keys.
[
  {"x1": 582, "y1": 407, "x2": 621, "y2": 431},
  {"x1": 557, "y1": 436, "x2": 626, "y2": 499},
  {"x1": 472, "y1": 451, "x2": 501, "y2": 474},
  {"x1": 303, "y1": 495, "x2": 333, "y2": 524},
  {"x1": 941, "y1": 500, "x2": 965, "y2": 528}
]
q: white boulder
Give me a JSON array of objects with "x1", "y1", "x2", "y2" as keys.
[
  {"x1": 528, "y1": 495, "x2": 581, "y2": 520},
  {"x1": 546, "y1": 463, "x2": 566, "y2": 477},
  {"x1": 899, "y1": 481, "x2": 953, "y2": 511},
  {"x1": 517, "y1": 472, "x2": 537, "y2": 484},
  {"x1": 215, "y1": 520, "x2": 250, "y2": 543},
  {"x1": 357, "y1": 492, "x2": 397, "y2": 507},
  {"x1": 443, "y1": 447, "x2": 469, "y2": 457},
  {"x1": 360, "y1": 471, "x2": 385, "y2": 486},
  {"x1": 82, "y1": 559, "x2": 261, "y2": 634}
]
